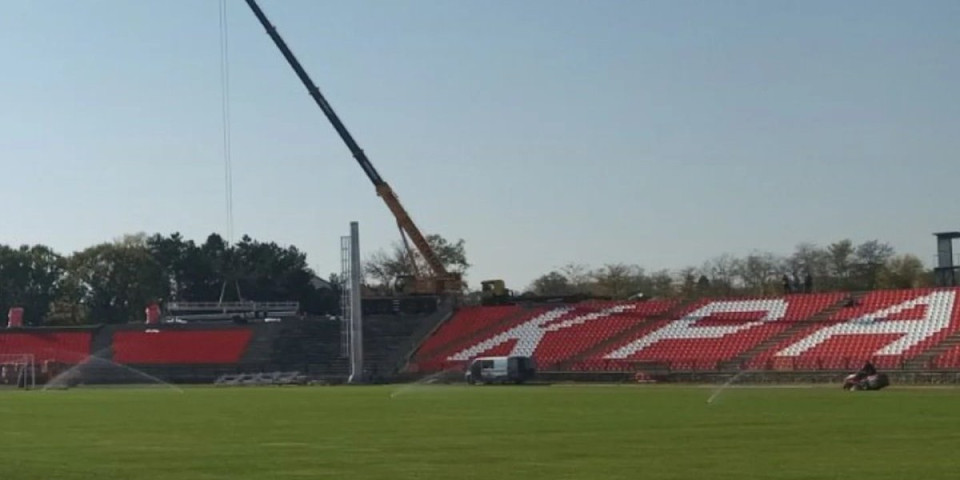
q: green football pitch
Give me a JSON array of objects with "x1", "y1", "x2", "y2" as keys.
[{"x1": 2, "y1": 384, "x2": 959, "y2": 479}]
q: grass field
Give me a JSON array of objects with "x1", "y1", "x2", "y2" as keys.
[{"x1": 3, "y1": 384, "x2": 960, "y2": 479}]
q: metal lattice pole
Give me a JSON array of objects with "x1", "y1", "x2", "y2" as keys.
[{"x1": 340, "y1": 236, "x2": 352, "y2": 358}]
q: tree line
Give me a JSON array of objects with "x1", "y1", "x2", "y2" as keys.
[
  {"x1": 526, "y1": 239, "x2": 932, "y2": 300},
  {"x1": 0, "y1": 233, "x2": 937, "y2": 326},
  {"x1": 0, "y1": 233, "x2": 339, "y2": 326}
]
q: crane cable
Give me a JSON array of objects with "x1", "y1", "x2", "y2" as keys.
[
  {"x1": 219, "y1": 0, "x2": 235, "y2": 244},
  {"x1": 218, "y1": 0, "x2": 242, "y2": 303}
]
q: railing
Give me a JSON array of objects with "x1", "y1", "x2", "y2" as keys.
[
  {"x1": 557, "y1": 357, "x2": 927, "y2": 373},
  {"x1": 166, "y1": 301, "x2": 300, "y2": 313}
]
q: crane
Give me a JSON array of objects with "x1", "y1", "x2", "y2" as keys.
[{"x1": 244, "y1": 0, "x2": 462, "y2": 296}]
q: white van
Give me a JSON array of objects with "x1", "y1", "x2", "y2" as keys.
[{"x1": 465, "y1": 356, "x2": 536, "y2": 385}]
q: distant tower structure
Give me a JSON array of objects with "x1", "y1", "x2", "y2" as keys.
[{"x1": 934, "y1": 231, "x2": 960, "y2": 287}]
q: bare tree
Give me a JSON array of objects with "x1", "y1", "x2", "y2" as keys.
[
  {"x1": 676, "y1": 267, "x2": 699, "y2": 298},
  {"x1": 363, "y1": 234, "x2": 470, "y2": 288},
  {"x1": 647, "y1": 269, "x2": 676, "y2": 298},
  {"x1": 737, "y1": 251, "x2": 780, "y2": 295},
  {"x1": 529, "y1": 271, "x2": 573, "y2": 296},
  {"x1": 560, "y1": 263, "x2": 593, "y2": 293},
  {"x1": 591, "y1": 263, "x2": 644, "y2": 298},
  {"x1": 702, "y1": 254, "x2": 740, "y2": 295}
]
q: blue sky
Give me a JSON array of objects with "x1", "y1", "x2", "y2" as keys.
[{"x1": 1, "y1": 0, "x2": 958, "y2": 289}]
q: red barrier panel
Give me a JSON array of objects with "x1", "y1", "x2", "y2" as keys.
[
  {"x1": 113, "y1": 329, "x2": 253, "y2": 364},
  {"x1": 0, "y1": 332, "x2": 91, "y2": 363}
]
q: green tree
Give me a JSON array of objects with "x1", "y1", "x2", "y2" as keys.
[
  {"x1": 148, "y1": 232, "x2": 339, "y2": 314},
  {"x1": 233, "y1": 236, "x2": 314, "y2": 301},
  {"x1": 853, "y1": 240, "x2": 896, "y2": 290},
  {"x1": 65, "y1": 241, "x2": 167, "y2": 324},
  {"x1": 880, "y1": 254, "x2": 929, "y2": 289},
  {"x1": 826, "y1": 239, "x2": 856, "y2": 289},
  {"x1": 0, "y1": 244, "x2": 65, "y2": 325},
  {"x1": 45, "y1": 275, "x2": 89, "y2": 325}
]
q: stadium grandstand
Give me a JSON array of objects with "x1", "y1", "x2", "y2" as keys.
[
  {"x1": 409, "y1": 287, "x2": 960, "y2": 382},
  {"x1": 4, "y1": 286, "x2": 960, "y2": 388}
]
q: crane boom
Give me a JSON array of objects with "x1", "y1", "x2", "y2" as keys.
[
  {"x1": 244, "y1": 0, "x2": 382, "y2": 185},
  {"x1": 244, "y1": 0, "x2": 456, "y2": 287}
]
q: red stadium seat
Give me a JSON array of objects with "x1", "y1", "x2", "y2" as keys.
[
  {"x1": 590, "y1": 294, "x2": 843, "y2": 371},
  {"x1": 749, "y1": 288, "x2": 960, "y2": 370},
  {"x1": 413, "y1": 301, "x2": 675, "y2": 371},
  {"x1": 934, "y1": 344, "x2": 960, "y2": 369},
  {"x1": 411, "y1": 288, "x2": 960, "y2": 374}
]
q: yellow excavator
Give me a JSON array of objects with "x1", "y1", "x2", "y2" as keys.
[{"x1": 245, "y1": 0, "x2": 461, "y2": 296}]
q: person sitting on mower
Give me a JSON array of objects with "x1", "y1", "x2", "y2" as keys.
[{"x1": 855, "y1": 360, "x2": 877, "y2": 380}]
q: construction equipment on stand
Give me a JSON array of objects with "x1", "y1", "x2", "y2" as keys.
[
  {"x1": 479, "y1": 279, "x2": 610, "y2": 306},
  {"x1": 244, "y1": 0, "x2": 462, "y2": 296},
  {"x1": 480, "y1": 279, "x2": 514, "y2": 305}
]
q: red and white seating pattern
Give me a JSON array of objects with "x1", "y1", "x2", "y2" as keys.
[
  {"x1": 585, "y1": 293, "x2": 845, "y2": 371},
  {"x1": 750, "y1": 289, "x2": 960, "y2": 370},
  {"x1": 416, "y1": 305, "x2": 526, "y2": 360},
  {"x1": 411, "y1": 301, "x2": 674, "y2": 371},
  {"x1": 412, "y1": 288, "x2": 960, "y2": 372}
]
